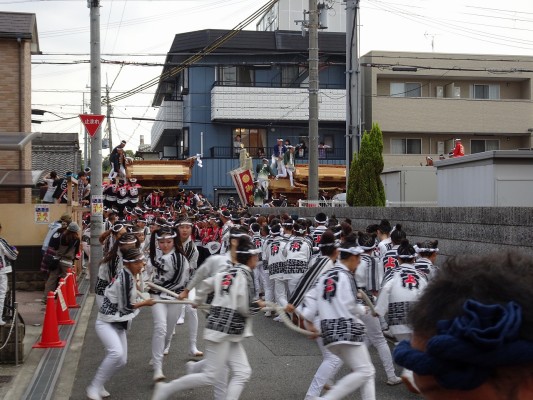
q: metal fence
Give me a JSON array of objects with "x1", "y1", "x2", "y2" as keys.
[
  {"x1": 385, "y1": 200, "x2": 438, "y2": 207},
  {"x1": 297, "y1": 199, "x2": 348, "y2": 208},
  {"x1": 210, "y1": 146, "x2": 346, "y2": 160}
]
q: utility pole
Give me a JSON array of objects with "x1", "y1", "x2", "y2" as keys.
[
  {"x1": 106, "y1": 84, "x2": 113, "y2": 155},
  {"x1": 88, "y1": 0, "x2": 103, "y2": 293},
  {"x1": 308, "y1": 0, "x2": 319, "y2": 201},
  {"x1": 82, "y1": 91, "x2": 88, "y2": 169},
  {"x1": 345, "y1": 0, "x2": 361, "y2": 187}
]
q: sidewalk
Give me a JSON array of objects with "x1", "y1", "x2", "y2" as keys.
[{"x1": 0, "y1": 290, "x2": 46, "y2": 399}]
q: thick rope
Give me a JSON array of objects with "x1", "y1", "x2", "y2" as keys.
[
  {"x1": 152, "y1": 299, "x2": 210, "y2": 310},
  {"x1": 0, "y1": 309, "x2": 18, "y2": 350},
  {"x1": 358, "y1": 289, "x2": 377, "y2": 316},
  {"x1": 264, "y1": 302, "x2": 318, "y2": 337}
]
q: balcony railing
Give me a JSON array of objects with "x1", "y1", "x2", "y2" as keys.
[
  {"x1": 209, "y1": 146, "x2": 346, "y2": 160},
  {"x1": 212, "y1": 80, "x2": 345, "y2": 90}
]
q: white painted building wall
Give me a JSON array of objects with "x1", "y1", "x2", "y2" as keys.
[
  {"x1": 151, "y1": 100, "x2": 183, "y2": 150},
  {"x1": 211, "y1": 86, "x2": 345, "y2": 121}
]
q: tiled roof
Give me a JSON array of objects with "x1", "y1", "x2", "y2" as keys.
[
  {"x1": 0, "y1": 11, "x2": 39, "y2": 53},
  {"x1": 0, "y1": 12, "x2": 35, "y2": 37},
  {"x1": 32, "y1": 132, "x2": 82, "y2": 179}
]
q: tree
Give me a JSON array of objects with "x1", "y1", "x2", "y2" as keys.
[{"x1": 346, "y1": 123, "x2": 386, "y2": 206}]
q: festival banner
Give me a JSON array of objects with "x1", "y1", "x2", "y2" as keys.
[
  {"x1": 34, "y1": 204, "x2": 50, "y2": 224},
  {"x1": 229, "y1": 167, "x2": 255, "y2": 206},
  {"x1": 91, "y1": 195, "x2": 104, "y2": 216}
]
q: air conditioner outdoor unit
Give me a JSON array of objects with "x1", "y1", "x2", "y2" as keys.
[
  {"x1": 454, "y1": 87, "x2": 461, "y2": 98},
  {"x1": 436, "y1": 86, "x2": 444, "y2": 98},
  {"x1": 437, "y1": 141, "x2": 444, "y2": 155}
]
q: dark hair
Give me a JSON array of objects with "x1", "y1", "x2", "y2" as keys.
[
  {"x1": 250, "y1": 223, "x2": 261, "y2": 233},
  {"x1": 122, "y1": 248, "x2": 143, "y2": 263},
  {"x1": 397, "y1": 239, "x2": 416, "y2": 261},
  {"x1": 235, "y1": 236, "x2": 255, "y2": 265},
  {"x1": 149, "y1": 226, "x2": 183, "y2": 266},
  {"x1": 339, "y1": 239, "x2": 358, "y2": 260},
  {"x1": 390, "y1": 224, "x2": 406, "y2": 245},
  {"x1": 417, "y1": 239, "x2": 439, "y2": 257},
  {"x1": 366, "y1": 224, "x2": 379, "y2": 234},
  {"x1": 118, "y1": 232, "x2": 140, "y2": 248},
  {"x1": 378, "y1": 219, "x2": 392, "y2": 234},
  {"x1": 340, "y1": 222, "x2": 353, "y2": 238},
  {"x1": 357, "y1": 231, "x2": 377, "y2": 250},
  {"x1": 319, "y1": 230, "x2": 337, "y2": 256},
  {"x1": 269, "y1": 224, "x2": 281, "y2": 235},
  {"x1": 50, "y1": 171, "x2": 57, "y2": 179}
]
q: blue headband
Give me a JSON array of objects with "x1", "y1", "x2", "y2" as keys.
[{"x1": 393, "y1": 299, "x2": 533, "y2": 391}]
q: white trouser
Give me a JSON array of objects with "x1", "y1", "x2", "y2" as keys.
[
  {"x1": 258, "y1": 179, "x2": 269, "y2": 199},
  {"x1": 155, "y1": 339, "x2": 251, "y2": 400},
  {"x1": 151, "y1": 294, "x2": 181, "y2": 370},
  {"x1": 322, "y1": 343, "x2": 376, "y2": 400},
  {"x1": 305, "y1": 334, "x2": 343, "y2": 399},
  {"x1": 360, "y1": 313, "x2": 397, "y2": 380},
  {"x1": 279, "y1": 166, "x2": 294, "y2": 186},
  {"x1": 108, "y1": 165, "x2": 126, "y2": 181},
  {"x1": 262, "y1": 268, "x2": 275, "y2": 304},
  {"x1": 253, "y1": 263, "x2": 264, "y2": 298},
  {"x1": 89, "y1": 320, "x2": 128, "y2": 392},
  {"x1": 176, "y1": 303, "x2": 200, "y2": 353},
  {"x1": 275, "y1": 159, "x2": 286, "y2": 177},
  {"x1": 185, "y1": 353, "x2": 230, "y2": 400},
  {"x1": 0, "y1": 274, "x2": 7, "y2": 320},
  {"x1": 285, "y1": 274, "x2": 302, "y2": 298},
  {"x1": 273, "y1": 278, "x2": 289, "y2": 308}
]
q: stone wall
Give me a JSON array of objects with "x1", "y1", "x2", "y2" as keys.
[{"x1": 249, "y1": 207, "x2": 533, "y2": 262}]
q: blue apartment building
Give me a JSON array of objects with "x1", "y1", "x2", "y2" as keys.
[{"x1": 151, "y1": 29, "x2": 347, "y2": 204}]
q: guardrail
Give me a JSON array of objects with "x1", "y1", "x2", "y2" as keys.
[
  {"x1": 298, "y1": 199, "x2": 348, "y2": 208},
  {"x1": 385, "y1": 201, "x2": 438, "y2": 207}
]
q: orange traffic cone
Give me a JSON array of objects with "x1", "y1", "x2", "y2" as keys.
[
  {"x1": 73, "y1": 269, "x2": 82, "y2": 296},
  {"x1": 56, "y1": 279, "x2": 75, "y2": 325},
  {"x1": 66, "y1": 268, "x2": 80, "y2": 308},
  {"x1": 33, "y1": 291, "x2": 66, "y2": 348}
]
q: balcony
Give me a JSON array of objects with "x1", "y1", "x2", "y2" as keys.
[
  {"x1": 209, "y1": 146, "x2": 346, "y2": 161},
  {"x1": 371, "y1": 96, "x2": 533, "y2": 134},
  {"x1": 211, "y1": 85, "x2": 346, "y2": 122},
  {"x1": 151, "y1": 100, "x2": 183, "y2": 149}
]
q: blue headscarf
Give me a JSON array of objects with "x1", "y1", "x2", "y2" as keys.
[{"x1": 393, "y1": 299, "x2": 533, "y2": 390}]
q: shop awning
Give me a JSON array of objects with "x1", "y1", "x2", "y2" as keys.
[{"x1": 0, "y1": 169, "x2": 45, "y2": 188}]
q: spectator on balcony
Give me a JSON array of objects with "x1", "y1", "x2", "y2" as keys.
[
  {"x1": 257, "y1": 147, "x2": 265, "y2": 159},
  {"x1": 318, "y1": 141, "x2": 330, "y2": 159},
  {"x1": 271, "y1": 138, "x2": 287, "y2": 175},
  {"x1": 450, "y1": 138, "x2": 465, "y2": 158},
  {"x1": 42, "y1": 171, "x2": 58, "y2": 204},
  {"x1": 296, "y1": 140, "x2": 306, "y2": 158},
  {"x1": 233, "y1": 134, "x2": 242, "y2": 156}
]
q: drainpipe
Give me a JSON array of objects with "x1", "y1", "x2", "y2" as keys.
[{"x1": 18, "y1": 37, "x2": 24, "y2": 170}]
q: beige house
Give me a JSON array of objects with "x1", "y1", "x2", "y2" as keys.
[
  {"x1": 0, "y1": 12, "x2": 40, "y2": 203},
  {"x1": 362, "y1": 51, "x2": 533, "y2": 168}
]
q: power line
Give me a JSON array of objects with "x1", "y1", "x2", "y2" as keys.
[{"x1": 105, "y1": 0, "x2": 280, "y2": 104}]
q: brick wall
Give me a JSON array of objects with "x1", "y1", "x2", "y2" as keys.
[{"x1": 0, "y1": 39, "x2": 34, "y2": 203}]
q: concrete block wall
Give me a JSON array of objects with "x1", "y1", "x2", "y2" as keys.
[{"x1": 249, "y1": 207, "x2": 533, "y2": 263}]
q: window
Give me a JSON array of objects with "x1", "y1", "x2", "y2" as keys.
[
  {"x1": 177, "y1": 127, "x2": 189, "y2": 159},
  {"x1": 472, "y1": 84, "x2": 500, "y2": 100},
  {"x1": 390, "y1": 82, "x2": 422, "y2": 97},
  {"x1": 471, "y1": 139, "x2": 499, "y2": 154},
  {"x1": 391, "y1": 138, "x2": 422, "y2": 154},
  {"x1": 232, "y1": 128, "x2": 267, "y2": 157},
  {"x1": 217, "y1": 66, "x2": 254, "y2": 86}
]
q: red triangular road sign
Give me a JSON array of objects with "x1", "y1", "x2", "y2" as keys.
[{"x1": 79, "y1": 114, "x2": 105, "y2": 138}]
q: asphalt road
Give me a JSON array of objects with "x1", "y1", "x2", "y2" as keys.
[{"x1": 71, "y1": 303, "x2": 420, "y2": 400}]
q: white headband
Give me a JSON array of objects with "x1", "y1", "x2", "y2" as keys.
[
  {"x1": 230, "y1": 232, "x2": 251, "y2": 239},
  {"x1": 397, "y1": 254, "x2": 417, "y2": 259},
  {"x1": 318, "y1": 242, "x2": 337, "y2": 248},
  {"x1": 414, "y1": 245, "x2": 439, "y2": 253},
  {"x1": 119, "y1": 239, "x2": 137, "y2": 245},
  {"x1": 338, "y1": 246, "x2": 364, "y2": 256},
  {"x1": 314, "y1": 217, "x2": 328, "y2": 224},
  {"x1": 177, "y1": 222, "x2": 193, "y2": 226},
  {"x1": 156, "y1": 232, "x2": 177, "y2": 240},
  {"x1": 358, "y1": 245, "x2": 376, "y2": 251},
  {"x1": 235, "y1": 248, "x2": 261, "y2": 255},
  {"x1": 123, "y1": 256, "x2": 145, "y2": 263}
]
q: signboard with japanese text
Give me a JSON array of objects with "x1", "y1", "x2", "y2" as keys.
[
  {"x1": 91, "y1": 195, "x2": 104, "y2": 216},
  {"x1": 34, "y1": 204, "x2": 50, "y2": 224},
  {"x1": 79, "y1": 114, "x2": 105, "y2": 137},
  {"x1": 230, "y1": 167, "x2": 254, "y2": 206}
]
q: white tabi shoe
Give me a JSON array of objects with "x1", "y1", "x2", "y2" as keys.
[
  {"x1": 100, "y1": 387, "x2": 111, "y2": 398},
  {"x1": 86, "y1": 385, "x2": 103, "y2": 400},
  {"x1": 153, "y1": 368, "x2": 166, "y2": 382}
]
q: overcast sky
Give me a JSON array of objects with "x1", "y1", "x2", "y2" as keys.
[{"x1": 1, "y1": 0, "x2": 532, "y2": 155}]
